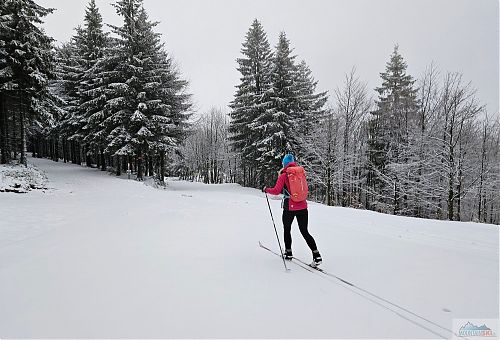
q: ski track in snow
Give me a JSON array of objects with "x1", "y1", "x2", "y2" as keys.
[{"x1": 0, "y1": 157, "x2": 498, "y2": 338}]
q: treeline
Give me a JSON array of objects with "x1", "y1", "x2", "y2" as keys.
[
  {"x1": 180, "y1": 20, "x2": 499, "y2": 224},
  {"x1": 0, "y1": 0, "x2": 192, "y2": 182},
  {"x1": 306, "y1": 58, "x2": 500, "y2": 225},
  {"x1": 1, "y1": 1, "x2": 498, "y2": 224}
]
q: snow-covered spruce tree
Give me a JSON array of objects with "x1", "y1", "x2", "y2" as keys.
[
  {"x1": 51, "y1": 0, "x2": 109, "y2": 168},
  {"x1": 229, "y1": 19, "x2": 274, "y2": 187},
  {"x1": 103, "y1": 0, "x2": 191, "y2": 181},
  {"x1": 77, "y1": 0, "x2": 109, "y2": 171},
  {"x1": 50, "y1": 32, "x2": 86, "y2": 164},
  {"x1": 279, "y1": 58, "x2": 328, "y2": 199},
  {"x1": 366, "y1": 45, "x2": 419, "y2": 215},
  {"x1": 0, "y1": 0, "x2": 14, "y2": 164},
  {"x1": 293, "y1": 60, "x2": 328, "y2": 154},
  {"x1": 0, "y1": 0, "x2": 55, "y2": 166},
  {"x1": 254, "y1": 32, "x2": 298, "y2": 184}
]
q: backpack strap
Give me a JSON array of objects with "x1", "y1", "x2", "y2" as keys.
[{"x1": 283, "y1": 187, "x2": 290, "y2": 198}]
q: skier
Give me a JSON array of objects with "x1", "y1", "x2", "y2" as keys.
[{"x1": 262, "y1": 154, "x2": 322, "y2": 266}]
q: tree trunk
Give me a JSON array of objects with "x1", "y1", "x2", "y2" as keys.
[
  {"x1": 13, "y1": 94, "x2": 18, "y2": 160},
  {"x1": 49, "y1": 138, "x2": 52, "y2": 160},
  {"x1": 75, "y1": 142, "x2": 82, "y2": 165},
  {"x1": 100, "y1": 147, "x2": 106, "y2": 171},
  {"x1": 95, "y1": 147, "x2": 100, "y2": 169},
  {"x1": 38, "y1": 138, "x2": 41, "y2": 158},
  {"x1": 447, "y1": 173, "x2": 454, "y2": 221},
  {"x1": 31, "y1": 136, "x2": 36, "y2": 158},
  {"x1": 478, "y1": 122, "x2": 487, "y2": 222},
  {"x1": 326, "y1": 165, "x2": 332, "y2": 206},
  {"x1": 160, "y1": 151, "x2": 165, "y2": 183},
  {"x1": 447, "y1": 132, "x2": 455, "y2": 220},
  {"x1": 123, "y1": 155, "x2": 128, "y2": 173},
  {"x1": 54, "y1": 137, "x2": 59, "y2": 162},
  {"x1": 148, "y1": 154, "x2": 153, "y2": 177},
  {"x1": 71, "y1": 141, "x2": 77, "y2": 164},
  {"x1": 393, "y1": 178, "x2": 400, "y2": 215},
  {"x1": 85, "y1": 145, "x2": 91, "y2": 167},
  {"x1": 0, "y1": 92, "x2": 7, "y2": 164},
  {"x1": 20, "y1": 95, "x2": 27, "y2": 166},
  {"x1": 4, "y1": 95, "x2": 11, "y2": 163},
  {"x1": 62, "y1": 139, "x2": 67, "y2": 163},
  {"x1": 456, "y1": 178, "x2": 462, "y2": 221},
  {"x1": 342, "y1": 121, "x2": 349, "y2": 207},
  {"x1": 116, "y1": 155, "x2": 121, "y2": 176},
  {"x1": 136, "y1": 149, "x2": 143, "y2": 180}
]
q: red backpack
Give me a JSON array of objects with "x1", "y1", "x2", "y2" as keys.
[{"x1": 285, "y1": 166, "x2": 308, "y2": 202}]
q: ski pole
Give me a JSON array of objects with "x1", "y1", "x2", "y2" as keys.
[{"x1": 265, "y1": 193, "x2": 289, "y2": 271}]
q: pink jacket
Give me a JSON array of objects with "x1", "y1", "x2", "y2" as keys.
[{"x1": 265, "y1": 162, "x2": 308, "y2": 211}]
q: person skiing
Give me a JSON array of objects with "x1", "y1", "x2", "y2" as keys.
[{"x1": 262, "y1": 154, "x2": 322, "y2": 266}]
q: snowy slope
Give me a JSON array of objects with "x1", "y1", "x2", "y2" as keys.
[{"x1": 0, "y1": 157, "x2": 498, "y2": 338}]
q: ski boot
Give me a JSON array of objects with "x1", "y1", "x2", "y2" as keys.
[
  {"x1": 282, "y1": 249, "x2": 293, "y2": 260},
  {"x1": 311, "y1": 250, "x2": 322, "y2": 267}
]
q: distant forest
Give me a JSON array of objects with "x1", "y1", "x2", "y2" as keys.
[{"x1": 1, "y1": 0, "x2": 498, "y2": 224}]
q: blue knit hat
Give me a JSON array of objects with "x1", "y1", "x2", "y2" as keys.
[{"x1": 282, "y1": 154, "x2": 294, "y2": 168}]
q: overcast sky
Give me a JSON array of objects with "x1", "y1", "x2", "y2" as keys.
[{"x1": 37, "y1": 0, "x2": 499, "y2": 116}]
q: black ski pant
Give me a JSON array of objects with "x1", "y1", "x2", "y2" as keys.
[{"x1": 282, "y1": 209, "x2": 318, "y2": 252}]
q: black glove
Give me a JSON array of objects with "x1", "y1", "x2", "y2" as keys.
[{"x1": 262, "y1": 186, "x2": 267, "y2": 193}]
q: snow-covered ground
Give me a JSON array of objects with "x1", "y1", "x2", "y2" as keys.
[{"x1": 0, "y1": 157, "x2": 498, "y2": 338}]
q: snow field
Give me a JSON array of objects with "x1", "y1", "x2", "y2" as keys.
[{"x1": 0, "y1": 157, "x2": 497, "y2": 338}]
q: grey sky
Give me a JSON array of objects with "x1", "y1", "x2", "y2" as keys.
[{"x1": 37, "y1": 0, "x2": 499, "y2": 116}]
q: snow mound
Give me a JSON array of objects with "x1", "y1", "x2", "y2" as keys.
[{"x1": 0, "y1": 163, "x2": 48, "y2": 193}]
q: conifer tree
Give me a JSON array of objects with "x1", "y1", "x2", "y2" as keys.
[
  {"x1": 78, "y1": 0, "x2": 109, "y2": 169},
  {"x1": 293, "y1": 60, "x2": 328, "y2": 161},
  {"x1": 47, "y1": 40, "x2": 80, "y2": 163},
  {"x1": 0, "y1": 0, "x2": 55, "y2": 166},
  {"x1": 51, "y1": 0, "x2": 109, "y2": 167},
  {"x1": 367, "y1": 45, "x2": 419, "y2": 214},
  {"x1": 0, "y1": 1, "x2": 15, "y2": 163},
  {"x1": 254, "y1": 32, "x2": 296, "y2": 182},
  {"x1": 229, "y1": 19, "x2": 274, "y2": 186},
  {"x1": 103, "y1": 0, "x2": 191, "y2": 180}
]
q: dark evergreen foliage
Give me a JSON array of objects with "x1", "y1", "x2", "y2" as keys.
[
  {"x1": 366, "y1": 45, "x2": 419, "y2": 213},
  {"x1": 229, "y1": 19, "x2": 274, "y2": 187},
  {"x1": 229, "y1": 21, "x2": 328, "y2": 186},
  {"x1": 0, "y1": 0, "x2": 55, "y2": 165}
]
